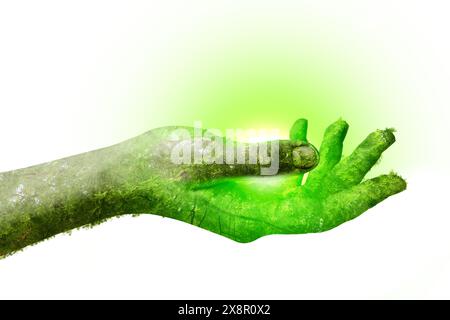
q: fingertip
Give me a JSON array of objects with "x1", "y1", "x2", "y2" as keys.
[
  {"x1": 335, "y1": 118, "x2": 349, "y2": 128},
  {"x1": 372, "y1": 173, "x2": 407, "y2": 194},
  {"x1": 325, "y1": 119, "x2": 349, "y2": 136},
  {"x1": 388, "y1": 172, "x2": 407, "y2": 191},
  {"x1": 382, "y1": 128, "x2": 396, "y2": 145},
  {"x1": 373, "y1": 129, "x2": 395, "y2": 148},
  {"x1": 290, "y1": 118, "x2": 308, "y2": 141},
  {"x1": 363, "y1": 129, "x2": 396, "y2": 152}
]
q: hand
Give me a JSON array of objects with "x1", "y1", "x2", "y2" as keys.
[{"x1": 160, "y1": 119, "x2": 406, "y2": 242}]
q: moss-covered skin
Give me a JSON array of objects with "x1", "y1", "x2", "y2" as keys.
[{"x1": 0, "y1": 119, "x2": 406, "y2": 256}]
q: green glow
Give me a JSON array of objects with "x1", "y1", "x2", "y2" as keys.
[
  {"x1": 176, "y1": 46, "x2": 364, "y2": 139},
  {"x1": 128, "y1": 27, "x2": 414, "y2": 176},
  {"x1": 148, "y1": 37, "x2": 395, "y2": 175}
]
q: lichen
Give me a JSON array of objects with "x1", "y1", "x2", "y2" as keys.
[{"x1": 0, "y1": 119, "x2": 406, "y2": 256}]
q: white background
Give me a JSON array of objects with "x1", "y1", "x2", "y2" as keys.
[{"x1": 1, "y1": 1, "x2": 450, "y2": 299}]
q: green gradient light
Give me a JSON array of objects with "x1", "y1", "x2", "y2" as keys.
[
  {"x1": 172, "y1": 41, "x2": 377, "y2": 149},
  {"x1": 134, "y1": 34, "x2": 406, "y2": 177}
]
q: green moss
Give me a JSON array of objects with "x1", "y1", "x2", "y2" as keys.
[{"x1": 0, "y1": 119, "x2": 406, "y2": 256}]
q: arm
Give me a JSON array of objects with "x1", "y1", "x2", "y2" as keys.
[
  {"x1": 0, "y1": 118, "x2": 406, "y2": 257},
  {"x1": 0, "y1": 125, "x2": 315, "y2": 256}
]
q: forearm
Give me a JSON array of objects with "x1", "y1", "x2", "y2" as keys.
[{"x1": 0, "y1": 137, "x2": 164, "y2": 256}]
